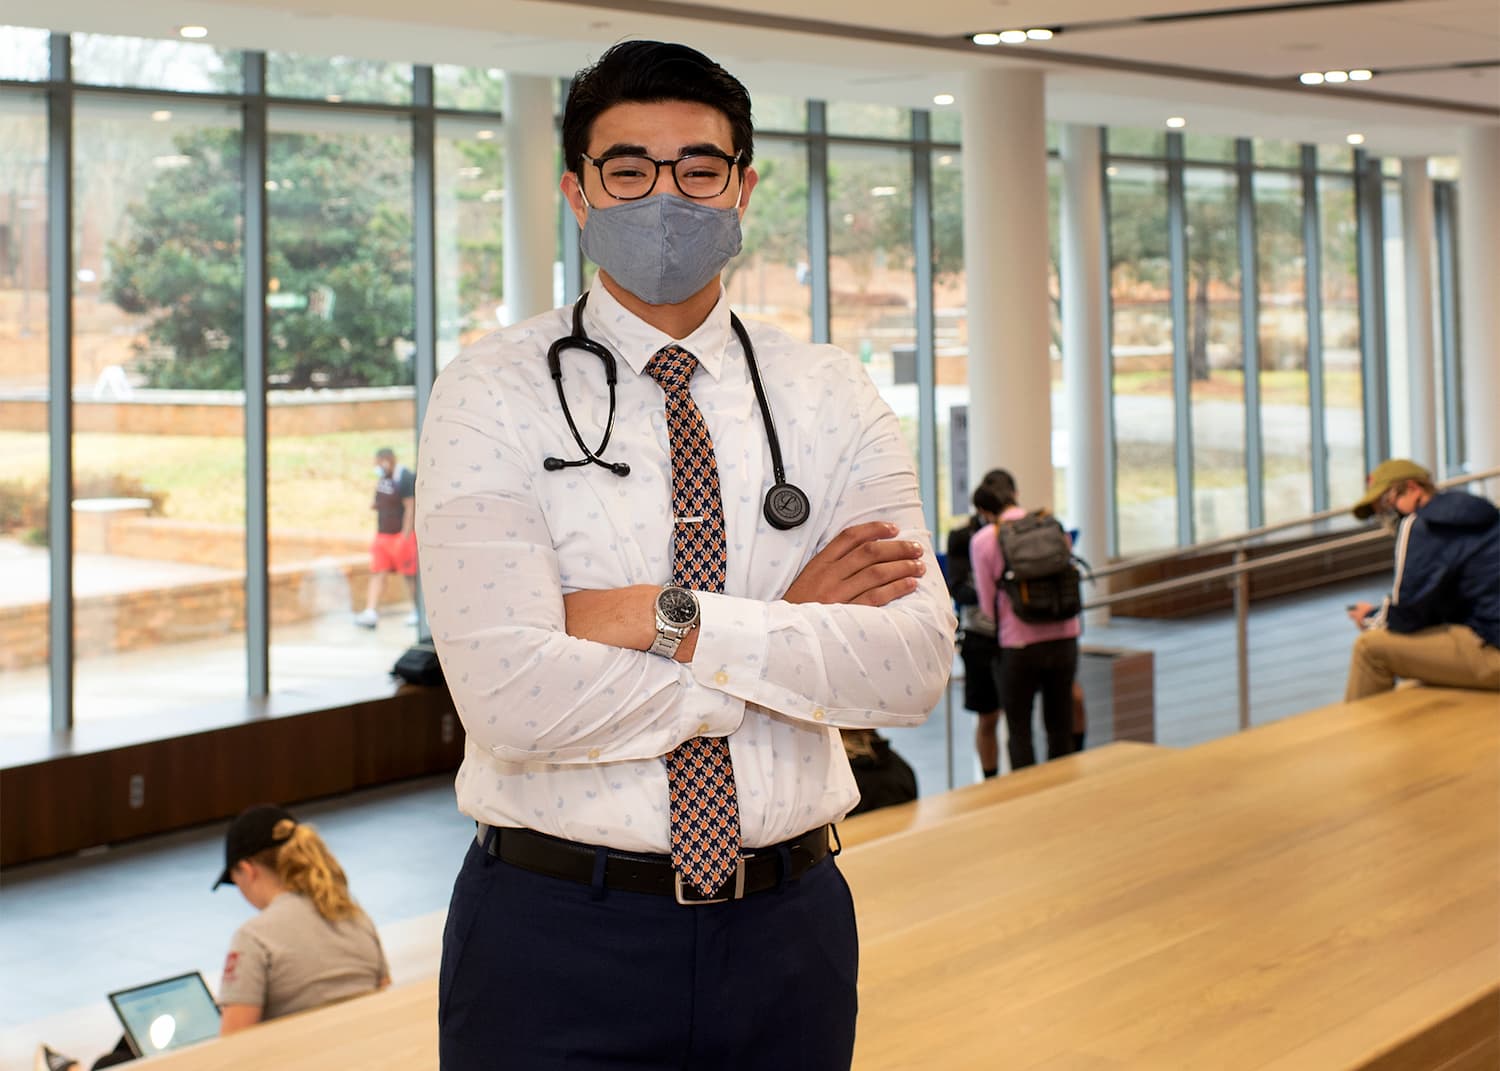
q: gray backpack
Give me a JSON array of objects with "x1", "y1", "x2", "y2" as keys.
[{"x1": 997, "y1": 511, "x2": 1086, "y2": 624}]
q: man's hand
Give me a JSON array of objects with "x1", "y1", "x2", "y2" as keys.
[
  {"x1": 782, "y1": 522, "x2": 925, "y2": 607},
  {"x1": 1347, "y1": 601, "x2": 1373, "y2": 629}
]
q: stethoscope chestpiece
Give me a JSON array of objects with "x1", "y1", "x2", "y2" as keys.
[{"x1": 763, "y1": 482, "x2": 810, "y2": 531}]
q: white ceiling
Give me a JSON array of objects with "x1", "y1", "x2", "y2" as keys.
[{"x1": 6, "y1": 0, "x2": 1498, "y2": 155}]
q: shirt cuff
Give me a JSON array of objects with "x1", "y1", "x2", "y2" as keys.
[{"x1": 691, "y1": 592, "x2": 770, "y2": 717}]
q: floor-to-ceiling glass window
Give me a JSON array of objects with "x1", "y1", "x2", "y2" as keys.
[
  {"x1": 437, "y1": 116, "x2": 507, "y2": 372},
  {"x1": 932, "y1": 147, "x2": 968, "y2": 538},
  {"x1": 828, "y1": 140, "x2": 918, "y2": 462},
  {"x1": 1107, "y1": 158, "x2": 1176, "y2": 554},
  {"x1": 1252, "y1": 165, "x2": 1312, "y2": 526},
  {"x1": 1318, "y1": 159, "x2": 1364, "y2": 506},
  {"x1": 70, "y1": 95, "x2": 247, "y2": 724},
  {"x1": 1184, "y1": 165, "x2": 1246, "y2": 539},
  {"x1": 265, "y1": 107, "x2": 416, "y2": 686},
  {"x1": 0, "y1": 87, "x2": 49, "y2": 736},
  {"x1": 727, "y1": 136, "x2": 810, "y2": 341},
  {"x1": 1379, "y1": 160, "x2": 1410, "y2": 458},
  {"x1": 1047, "y1": 153, "x2": 1067, "y2": 518}
]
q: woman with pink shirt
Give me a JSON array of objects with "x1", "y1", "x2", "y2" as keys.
[{"x1": 968, "y1": 470, "x2": 1082, "y2": 771}]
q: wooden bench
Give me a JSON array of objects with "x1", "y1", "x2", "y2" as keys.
[
  {"x1": 844, "y1": 687, "x2": 1500, "y2": 1070},
  {"x1": 838, "y1": 740, "x2": 1163, "y2": 849},
  {"x1": 139, "y1": 980, "x2": 438, "y2": 1070}
]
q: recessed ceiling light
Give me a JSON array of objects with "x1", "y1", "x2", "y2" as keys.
[
  {"x1": 937, "y1": 154, "x2": 954, "y2": 166},
  {"x1": 998, "y1": 29, "x2": 1028, "y2": 44},
  {"x1": 1346, "y1": 133, "x2": 1365, "y2": 145},
  {"x1": 1299, "y1": 72, "x2": 1325, "y2": 85},
  {"x1": 1324, "y1": 70, "x2": 1349, "y2": 83},
  {"x1": 1105, "y1": 165, "x2": 1119, "y2": 176},
  {"x1": 151, "y1": 109, "x2": 172, "y2": 122},
  {"x1": 1026, "y1": 28, "x2": 1053, "y2": 40},
  {"x1": 1166, "y1": 116, "x2": 1187, "y2": 129},
  {"x1": 324, "y1": 94, "x2": 342, "y2": 103},
  {"x1": 1349, "y1": 69, "x2": 1373, "y2": 81},
  {"x1": 933, "y1": 93, "x2": 955, "y2": 106},
  {"x1": 870, "y1": 185, "x2": 898, "y2": 197},
  {"x1": 476, "y1": 129, "x2": 495, "y2": 140},
  {"x1": 177, "y1": 25, "x2": 208, "y2": 39},
  {"x1": 972, "y1": 32, "x2": 1002, "y2": 46}
]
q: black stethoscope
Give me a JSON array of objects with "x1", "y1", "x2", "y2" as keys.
[{"x1": 543, "y1": 293, "x2": 811, "y2": 531}]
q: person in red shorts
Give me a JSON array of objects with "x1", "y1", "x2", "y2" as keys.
[{"x1": 355, "y1": 447, "x2": 417, "y2": 628}]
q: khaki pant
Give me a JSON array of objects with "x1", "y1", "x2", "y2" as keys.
[{"x1": 1345, "y1": 623, "x2": 1500, "y2": 701}]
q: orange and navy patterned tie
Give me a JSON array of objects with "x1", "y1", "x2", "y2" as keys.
[{"x1": 645, "y1": 344, "x2": 741, "y2": 897}]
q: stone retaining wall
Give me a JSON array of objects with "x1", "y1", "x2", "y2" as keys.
[
  {"x1": 0, "y1": 389, "x2": 413, "y2": 437},
  {"x1": 0, "y1": 556, "x2": 411, "y2": 672}
]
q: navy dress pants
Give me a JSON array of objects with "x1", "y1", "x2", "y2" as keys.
[{"x1": 438, "y1": 836, "x2": 860, "y2": 1071}]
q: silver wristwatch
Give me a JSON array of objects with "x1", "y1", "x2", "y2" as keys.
[{"x1": 650, "y1": 586, "x2": 700, "y2": 658}]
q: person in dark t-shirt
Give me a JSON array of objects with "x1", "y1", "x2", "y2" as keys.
[{"x1": 355, "y1": 447, "x2": 417, "y2": 628}]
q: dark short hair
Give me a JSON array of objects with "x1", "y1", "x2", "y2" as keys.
[
  {"x1": 561, "y1": 41, "x2": 754, "y2": 180},
  {"x1": 981, "y1": 469, "x2": 1017, "y2": 511},
  {"x1": 972, "y1": 484, "x2": 1003, "y2": 515},
  {"x1": 375, "y1": 447, "x2": 395, "y2": 460}
]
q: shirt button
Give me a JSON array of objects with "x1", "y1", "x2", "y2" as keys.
[
  {"x1": 696, "y1": 723, "x2": 710, "y2": 735},
  {"x1": 812, "y1": 708, "x2": 826, "y2": 721},
  {"x1": 587, "y1": 748, "x2": 600, "y2": 760},
  {"x1": 713, "y1": 671, "x2": 729, "y2": 685}
]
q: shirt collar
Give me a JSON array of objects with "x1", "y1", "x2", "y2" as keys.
[{"x1": 580, "y1": 280, "x2": 732, "y2": 382}]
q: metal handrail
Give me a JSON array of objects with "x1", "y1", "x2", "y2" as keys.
[
  {"x1": 1082, "y1": 464, "x2": 1499, "y2": 733},
  {"x1": 1082, "y1": 528, "x2": 1389, "y2": 611},
  {"x1": 1088, "y1": 465, "x2": 1500, "y2": 582}
]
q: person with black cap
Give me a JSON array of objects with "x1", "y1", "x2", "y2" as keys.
[
  {"x1": 34, "y1": 805, "x2": 389, "y2": 1071},
  {"x1": 212, "y1": 804, "x2": 389, "y2": 1033},
  {"x1": 1345, "y1": 458, "x2": 1500, "y2": 700}
]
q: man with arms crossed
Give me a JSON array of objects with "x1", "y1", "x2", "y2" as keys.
[
  {"x1": 417, "y1": 41, "x2": 955, "y2": 1070},
  {"x1": 1345, "y1": 458, "x2": 1499, "y2": 700}
]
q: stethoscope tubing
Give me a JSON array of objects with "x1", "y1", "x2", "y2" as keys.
[{"x1": 543, "y1": 293, "x2": 809, "y2": 529}]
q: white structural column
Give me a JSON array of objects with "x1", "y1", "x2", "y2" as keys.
[
  {"x1": 1400, "y1": 157, "x2": 1438, "y2": 470},
  {"x1": 1060, "y1": 124, "x2": 1111, "y2": 595},
  {"x1": 1459, "y1": 126, "x2": 1500, "y2": 479},
  {"x1": 959, "y1": 67, "x2": 1053, "y2": 508},
  {"x1": 503, "y1": 74, "x2": 558, "y2": 324}
]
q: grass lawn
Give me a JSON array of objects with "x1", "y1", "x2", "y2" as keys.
[
  {"x1": 1113, "y1": 368, "x2": 1364, "y2": 408},
  {"x1": 2, "y1": 429, "x2": 412, "y2": 535}
]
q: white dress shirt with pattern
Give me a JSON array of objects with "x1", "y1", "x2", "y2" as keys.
[{"x1": 416, "y1": 282, "x2": 956, "y2": 853}]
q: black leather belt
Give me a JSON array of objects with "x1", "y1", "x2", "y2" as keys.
[{"x1": 479, "y1": 823, "x2": 836, "y2": 905}]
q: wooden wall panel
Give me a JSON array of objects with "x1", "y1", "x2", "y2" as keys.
[{"x1": 1, "y1": 687, "x2": 460, "y2": 868}]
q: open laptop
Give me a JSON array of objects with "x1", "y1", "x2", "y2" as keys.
[{"x1": 107, "y1": 971, "x2": 222, "y2": 1057}]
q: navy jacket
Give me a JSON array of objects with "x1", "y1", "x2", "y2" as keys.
[{"x1": 1377, "y1": 490, "x2": 1499, "y2": 647}]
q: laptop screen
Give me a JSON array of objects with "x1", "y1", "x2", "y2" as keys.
[{"x1": 108, "y1": 971, "x2": 222, "y2": 1056}]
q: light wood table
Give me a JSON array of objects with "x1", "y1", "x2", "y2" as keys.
[
  {"x1": 141, "y1": 980, "x2": 437, "y2": 1070},
  {"x1": 139, "y1": 688, "x2": 1498, "y2": 1070},
  {"x1": 844, "y1": 687, "x2": 1500, "y2": 1070},
  {"x1": 838, "y1": 741, "x2": 1163, "y2": 849}
]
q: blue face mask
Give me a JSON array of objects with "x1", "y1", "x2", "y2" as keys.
[{"x1": 580, "y1": 194, "x2": 743, "y2": 306}]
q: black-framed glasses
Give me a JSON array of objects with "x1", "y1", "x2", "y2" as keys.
[{"x1": 582, "y1": 150, "x2": 743, "y2": 201}]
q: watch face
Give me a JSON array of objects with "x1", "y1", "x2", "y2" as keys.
[{"x1": 658, "y1": 587, "x2": 698, "y2": 626}]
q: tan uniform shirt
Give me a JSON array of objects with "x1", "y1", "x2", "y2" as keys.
[{"x1": 218, "y1": 892, "x2": 388, "y2": 1020}]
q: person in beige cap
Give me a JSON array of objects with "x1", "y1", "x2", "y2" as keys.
[{"x1": 1345, "y1": 459, "x2": 1500, "y2": 700}]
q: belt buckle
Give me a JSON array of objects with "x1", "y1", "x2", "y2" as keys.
[{"x1": 674, "y1": 857, "x2": 747, "y2": 905}]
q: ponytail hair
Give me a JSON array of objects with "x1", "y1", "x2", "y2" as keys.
[{"x1": 248, "y1": 819, "x2": 363, "y2": 924}]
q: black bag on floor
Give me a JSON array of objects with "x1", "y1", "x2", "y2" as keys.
[
  {"x1": 392, "y1": 642, "x2": 444, "y2": 687},
  {"x1": 842, "y1": 729, "x2": 918, "y2": 815}
]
